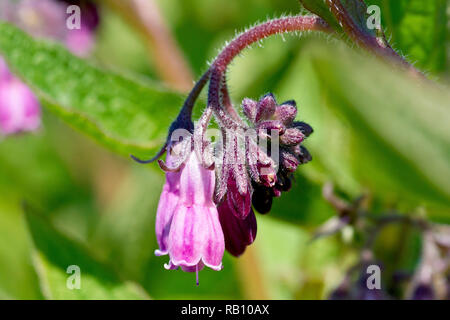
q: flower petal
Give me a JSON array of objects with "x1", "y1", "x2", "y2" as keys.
[
  {"x1": 154, "y1": 185, "x2": 179, "y2": 256},
  {"x1": 168, "y1": 205, "x2": 205, "y2": 267},
  {"x1": 179, "y1": 153, "x2": 215, "y2": 206},
  {"x1": 201, "y1": 206, "x2": 225, "y2": 270}
]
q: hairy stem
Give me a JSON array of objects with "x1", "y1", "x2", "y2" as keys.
[
  {"x1": 325, "y1": 0, "x2": 422, "y2": 77},
  {"x1": 192, "y1": 16, "x2": 331, "y2": 164},
  {"x1": 207, "y1": 15, "x2": 332, "y2": 131}
]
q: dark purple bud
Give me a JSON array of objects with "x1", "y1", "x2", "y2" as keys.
[
  {"x1": 257, "y1": 120, "x2": 285, "y2": 140},
  {"x1": 281, "y1": 151, "x2": 299, "y2": 172},
  {"x1": 293, "y1": 121, "x2": 313, "y2": 137},
  {"x1": 255, "y1": 93, "x2": 276, "y2": 122},
  {"x1": 298, "y1": 146, "x2": 312, "y2": 164},
  {"x1": 274, "y1": 101, "x2": 297, "y2": 125},
  {"x1": 242, "y1": 98, "x2": 257, "y2": 123},
  {"x1": 292, "y1": 145, "x2": 312, "y2": 164},
  {"x1": 280, "y1": 128, "x2": 304, "y2": 146},
  {"x1": 218, "y1": 200, "x2": 257, "y2": 257},
  {"x1": 227, "y1": 178, "x2": 252, "y2": 219},
  {"x1": 252, "y1": 186, "x2": 273, "y2": 214},
  {"x1": 276, "y1": 173, "x2": 292, "y2": 192}
]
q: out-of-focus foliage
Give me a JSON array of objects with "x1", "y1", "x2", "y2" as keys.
[
  {"x1": 0, "y1": 0, "x2": 448, "y2": 300},
  {"x1": 0, "y1": 22, "x2": 183, "y2": 157},
  {"x1": 367, "y1": 0, "x2": 448, "y2": 73},
  {"x1": 311, "y1": 42, "x2": 450, "y2": 218},
  {"x1": 25, "y1": 205, "x2": 149, "y2": 300}
]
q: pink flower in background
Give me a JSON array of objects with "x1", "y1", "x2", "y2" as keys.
[
  {"x1": 0, "y1": 57, "x2": 41, "y2": 135},
  {"x1": 15, "y1": 0, "x2": 67, "y2": 40},
  {"x1": 155, "y1": 150, "x2": 224, "y2": 284},
  {"x1": 1, "y1": 0, "x2": 99, "y2": 57},
  {"x1": 0, "y1": 0, "x2": 100, "y2": 136},
  {"x1": 58, "y1": 0, "x2": 100, "y2": 57},
  {"x1": 65, "y1": 23, "x2": 96, "y2": 57}
]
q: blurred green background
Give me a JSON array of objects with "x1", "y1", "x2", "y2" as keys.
[{"x1": 0, "y1": 0, "x2": 449, "y2": 299}]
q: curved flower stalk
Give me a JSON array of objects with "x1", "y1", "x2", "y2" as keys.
[{"x1": 133, "y1": 1, "x2": 421, "y2": 283}]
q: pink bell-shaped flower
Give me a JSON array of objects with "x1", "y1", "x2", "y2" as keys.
[{"x1": 155, "y1": 150, "x2": 224, "y2": 284}]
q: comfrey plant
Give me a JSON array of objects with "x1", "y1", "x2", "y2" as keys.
[{"x1": 132, "y1": 0, "x2": 420, "y2": 284}]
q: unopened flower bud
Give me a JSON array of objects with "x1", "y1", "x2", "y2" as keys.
[
  {"x1": 257, "y1": 120, "x2": 285, "y2": 140},
  {"x1": 280, "y1": 128, "x2": 304, "y2": 146},
  {"x1": 274, "y1": 101, "x2": 297, "y2": 125},
  {"x1": 276, "y1": 172, "x2": 292, "y2": 192},
  {"x1": 255, "y1": 93, "x2": 276, "y2": 122},
  {"x1": 298, "y1": 146, "x2": 312, "y2": 164},
  {"x1": 281, "y1": 150, "x2": 299, "y2": 172},
  {"x1": 251, "y1": 186, "x2": 273, "y2": 214},
  {"x1": 218, "y1": 201, "x2": 257, "y2": 257},
  {"x1": 242, "y1": 98, "x2": 257, "y2": 123},
  {"x1": 293, "y1": 121, "x2": 313, "y2": 137}
]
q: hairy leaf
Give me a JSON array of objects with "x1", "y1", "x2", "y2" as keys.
[
  {"x1": 310, "y1": 42, "x2": 450, "y2": 218},
  {"x1": 367, "y1": 0, "x2": 448, "y2": 73},
  {"x1": 0, "y1": 22, "x2": 183, "y2": 157}
]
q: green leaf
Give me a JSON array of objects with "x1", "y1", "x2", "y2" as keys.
[
  {"x1": 308, "y1": 42, "x2": 450, "y2": 218},
  {"x1": 0, "y1": 195, "x2": 43, "y2": 299},
  {"x1": 367, "y1": 0, "x2": 448, "y2": 73},
  {"x1": 299, "y1": 0, "x2": 343, "y2": 32},
  {"x1": 340, "y1": 0, "x2": 378, "y2": 37},
  {"x1": 0, "y1": 22, "x2": 183, "y2": 157},
  {"x1": 24, "y1": 205, "x2": 150, "y2": 299}
]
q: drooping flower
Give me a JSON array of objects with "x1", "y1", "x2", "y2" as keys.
[
  {"x1": 218, "y1": 198, "x2": 257, "y2": 257},
  {"x1": 154, "y1": 145, "x2": 224, "y2": 283},
  {"x1": 0, "y1": 57, "x2": 41, "y2": 135}
]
